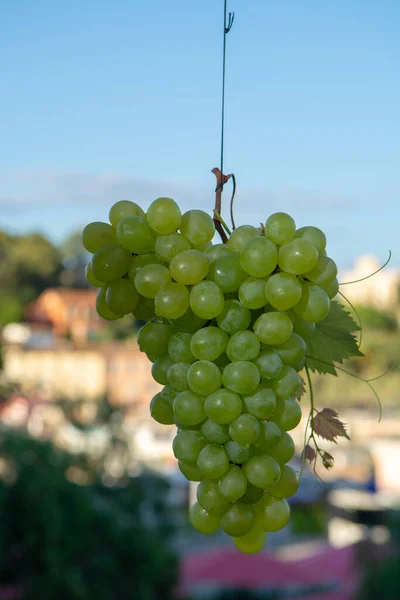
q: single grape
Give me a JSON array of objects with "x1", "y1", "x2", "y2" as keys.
[
  {"x1": 92, "y1": 244, "x2": 132, "y2": 282},
  {"x1": 265, "y1": 272, "x2": 302, "y2": 311},
  {"x1": 197, "y1": 480, "x2": 230, "y2": 515},
  {"x1": 254, "y1": 421, "x2": 282, "y2": 451},
  {"x1": 134, "y1": 264, "x2": 171, "y2": 299},
  {"x1": 190, "y1": 326, "x2": 229, "y2": 361},
  {"x1": 190, "y1": 502, "x2": 220, "y2": 535},
  {"x1": 167, "y1": 362, "x2": 190, "y2": 391},
  {"x1": 226, "y1": 331, "x2": 260, "y2": 363},
  {"x1": 294, "y1": 282, "x2": 330, "y2": 322},
  {"x1": 137, "y1": 321, "x2": 174, "y2": 356},
  {"x1": 216, "y1": 299, "x2": 251, "y2": 334},
  {"x1": 197, "y1": 444, "x2": 230, "y2": 479},
  {"x1": 128, "y1": 254, "x2": 165, "y2": 280},
  {"x1": 227, "y1": 225, "x2": 260, "y2": 252},
  {"x1": 151, "y1": 355, "x2": 174, "y2": 385},
  {"x1": 278, "y1": 239, "x2": 318, "y2": 275},
  {"x1": 243, "y1": 385, "x2": 277, "y2": 419},
  {"x1": 270, "y1": 365, "x2": 301, "y2": 400},
  {"x1": 225, "y1": 440, "x2": 251, "y2": 464},
  {"x1": 96, "y1": 287, "x2": 122, "y2": 321},
  {"x1": 265, "y1": 465, "x2": 299, "y2": 498},
  {"x1": 170, "y1": 249, "x2": 210, "y2": 285},
  {"x1": 132, "y1": 295, "x2": 156, "y2": 321},
  {"x1": 254, "y1": 350, "x2": 283, "y2": 380},
  {"x1": 105, "y1": 279, "x2": 139, "y2": 315},
  {"x1": 82, "y1": 221, "x2": 117, "y2": 253},
  {"x1": 304, "y1": 256, "x2": 338, "y2": 287},
  {"x1": 265, "y1": 212, "x2": 296, "y2": 245},
  {"x1": 168, "y1": 307, "x2": 207, "y2": 333},
  {"x1": 172, "y1": 430, "x2": 208, "y2": 464},
  {"x1": 147, "y1": 197, "x2": 181, "y2": 234},
  {"x1": 239, "y1": 277, "x2": 269, "y2": 310},
  {"x1": 204, "y1": 389, "x2": 242, "y2": 424},
  {"x1": 218, "y1": 465, "x2": 248, "y2": 502},
  {"x1": 233, "y1": 526, "x2": 267, "y2": 554},
  {"x1": 271, "y1": 397, "x2": 302, "y2": 431},
  {"x1": 179, "y1": 210, "x2": 215, "y2": 246},
  {"x1": 208, "y1": 254, "x2": 248, "y2": 293},
  {"x1": 201, "y1": 419, "x2": 230, "y2": 444},
  {"x1": 240, "y1": 237, "x2": 278, "y2": 277},
  {"x1": 240, "y1": 484, "x2": 264, "y2": 504},
  {"x1": 222, "y1": 361, "x2": 260, "y2": 395},
  {"x1": 275, "y1": 333, "x2": 306, "y2": 366},
  {"x1": 109, "y1": 200, "x2": 145, "y2": 227},
  {"x1": 155, "y1": 282, "x2": 190, "y2": 319},
  {"x1": 321, "y1": 277, "x2": 339, "y2": 299},
  {"x1": 289, "y1": 312, "x2": 316, "y2": 340},
  {"x1": 243, "y1": 455, "x2": 281, "y2": 489},
  {"x1": 204, "y1": 243, "x2": 233, "y2": 263},
  {"x1": 258, "y1": 496, "x2": 290, "y2": 531},
  {"x1": 168, "y1": 332, "x2": 196, "y2": 363},
  {"x1": 155, "y1": 232, "x2": 191, "y2": 262},
  {"x1": 229, "y1": 414, "x2": 260, "y2": 448},
  {"x1": 116, "y1": 216, "x2": 156, "y2": 254},
  {"x1": 190, "y1": 281, "x2": 225, "y2": 320},
  {"x1": 292, "y1": 357, "x2": 306, "y2": 372},
  {"x1": 159, "y1": 385, "x2": 178, "y2": 409},
  {"x1": 267, "y1": 432, "x2": 295, "y2": 464},
  {"x1": 253, "y1": 312, "x2": 293, "y2": 345},
  {"x1": 179, "y1": 461, "x2": 202, "y2": 482},
  {"x1": 85, "y1": 261, "x2": 104, "y2": 287},
  {"x1": 294, "y1": 226, "x2": 326, "y2": 253},
  {"x1": 187, "y1": 361, "x2": 222, "y2": 396},
  {"x1": 150, "y1": 392, "x2": 174, "y2": 425},
  {"x1": 220, "y1": 503, "x2": 256, "y2": 537}
]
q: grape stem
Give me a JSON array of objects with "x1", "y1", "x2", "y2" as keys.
[
  {"x1": 213, "y1": 210, "x2": 232, "y2": 236},
  {"x1": 212, "y1": 167, "x2": 235, "y2": 242}
]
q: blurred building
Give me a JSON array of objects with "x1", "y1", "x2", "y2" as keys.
[{"x1": 340, "y1": 255, "x2": 399, "y2": 309}]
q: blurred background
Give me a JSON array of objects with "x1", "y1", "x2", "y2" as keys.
[{"x1": 1, "y1": 1, "x2": 399, "y2": 599}]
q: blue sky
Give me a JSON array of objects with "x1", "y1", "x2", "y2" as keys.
[{"x1": 1, "y1": 0, "x2": 399, "y2": 270}]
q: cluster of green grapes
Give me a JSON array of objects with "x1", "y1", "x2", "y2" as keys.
[{"x1": 82, "y1": 197, "x2": 339, "y2": 554}]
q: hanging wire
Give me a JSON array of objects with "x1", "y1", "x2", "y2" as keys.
[{"x1": 219, "y1": 1, "x2": 235, "y2": 181}]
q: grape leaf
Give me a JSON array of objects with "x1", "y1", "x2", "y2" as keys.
[
  {"x1": 312, "y1": 408, "x2": 350, "y2": 443},
  {"x1": 295, "y1": 376, "x2": 306, "y2": 401},
  {"x1": 305, "y1": 300, "x2": 363, "y2": 376},
  {"x1": 302, "y1": 445, "x2": 316, "y2": 463}
]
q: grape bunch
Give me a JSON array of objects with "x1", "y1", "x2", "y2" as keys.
[{"x1": 82, "y1": 197, "x2": 339, "y2": 554}]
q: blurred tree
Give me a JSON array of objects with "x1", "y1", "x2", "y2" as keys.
[{"x1": 355, "y1": 305, "x2": 397, "y2": 331}]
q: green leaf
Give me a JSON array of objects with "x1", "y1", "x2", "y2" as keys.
[{"x1": 306, "y1": 300, "x2": 364, "y2": 376}]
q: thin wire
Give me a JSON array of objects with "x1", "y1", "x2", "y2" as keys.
[{"x1": 220, "y1": 0, "x2": 234, "y2": 181}]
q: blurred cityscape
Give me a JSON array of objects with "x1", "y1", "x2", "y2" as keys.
[{"x1": 0, "y1": 228, "x2": 399, "y2": 599}]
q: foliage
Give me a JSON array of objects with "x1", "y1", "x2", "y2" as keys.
[{"x1": 355, "y1": 305, "x2": 397, "y2": 332}]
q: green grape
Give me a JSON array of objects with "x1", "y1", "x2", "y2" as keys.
[
  {"x1": 233, "y1": 526, "x2": 267, "y2": 554},
  {"x1": 190, "y1": 281, "x2": 225, "y2": 320},
  {"x1": 116, "y1": 216, "x2": 156, "y2": 254},
  {"x1": 216, "y1": 299, "x2": 251, "y2": 334},
  {"x1": 134, "y1": 264, "x2": 171, "y2": 298},
  {"x1": 167, "y1": 362, "x2": 190, "y2": 391},
  {"x1": 85, "y1": 261, "x2": 104, "y2": 287},
  {"x1": 265, "y1": 465, "x2": 299, "y2": 498},
  {"x1": 82, "y1": 221, "x2": 117, "y2": 253},
  {"x1": 321, "y1": 276, "x2": 339, "y2": 299},
  {"x1": 168, "y1": 308, "x2": 207, "y2": 333},
  {"x1": 190, "y1": 326, "x2": 229, "y2": 361},
  {"x1": 289, "y1": 313, "x2": 316, "y2": 340},
  {"x1": 170, "y1": 249, "x2": 210, "y2": 285},
  {"x1": 294, "y1": 225, "x2": 326, "y2": 253},
  {"x1": 187, "y1": 361, "x2": 222, "y2": 396},
  {"x1": 146, "y1": 197, "x2": 181, "y2": 234},
  {"x1": 197, "y1": 443, "x2": 230, "y2": 479},
  {"x1": 204, "y1": 243, "x2": 233, "y2": 263},
  {"x1": 270, "y1": 365, "x2": 301, "y2": 400},
  {"x1": 271, "y1": 397, "x2": 302, "y2": 431},
  {"x1": 227, "y1": 225, "x2": 259, "y2": 252},
  {"x1": 155, "y1": 282, "x2": 190, "y2": 319},
  {"x1": 201, "y1": 419, "x2": 230, "y2": 444},
  {"x1": 96, "y1": 287, "x2": 122, "y2": 321},
  {"x1": 213, "y1": 354, "x2": 231, "y2": 370},
  {"x1": 292, "y1": 357, "x2": 306, "y2": 372},
  {"x1": 253, "y1": 312, "x2": 293, "y2": 345},
  {"x1": 220, "y1": 502, "x2": 256, "y2": 537},
  {"x1": 240, "y1": 484, "x2": 264, "y2": 504},
  {"x1": 155, "y1": 232, "x2": 191, "y2": 262},
  {"x1": 229, "y1": 414, "x2": 260, "y2": 448},
  {"x1": 208, "y1": 254, "x2": 248, "y2": 293},
  {"x1": 168, "y1": 332, "x2": 196, "y2": 363},
  {"x1": 179, "y1": 461, "x2": 202, "y2": 482},
  {"x1": 109, "y1": 200, "x2": 145, "y2": 227},
  {"x1": 132, "y1": 295, "x2": 156, "y2": 321},
  {"x1": 304, "y1": 255, "x2": 338, "y2": 286},
  {"x1": 254, "y1": 421, "x2": 282, "y2": 451},
  {"x1": 128, "y1": 254, "x2": 165, "y2": 280},
  {"x1": 204, "y1": 389, "x2": 242, "y2": 424},
  {"x1": 190, "y1": 502, "x2": 220, "y2": 535},
  {"x1": 243, "y1": 385, "x2": 277, "y2": 419},
  {"x1": 265, "y1": 212, "x2": 296, "y2": 245},
  {"x1": 240, "y1": 237, "x2": 278, "y2": 278},
  {"x1": 254, "y1": 350, "x2": 283, "y2": 380},
  {"x1": 275, "y1": 333, "x2": 306, "y2": 366},
  {"x1": 105, "y1": 279, "x2": 139, "y2": 315},
  {"x1": 173, "y1": 390, "x2": 206, "y2": 425},
  {"x1": 267, "y1": 432, "x2": 295, "y2": 464},
  {"x1": 197, "y1": 480, "x2": 230, "y2": 515},
  {"x1": 172, "y1": 430, "x2": 208, "y2": 464},
  {"x1": 92, "y1": 244, "x2": 132, "y2": 282},
  {"x1": 278, "y1": 239, "x2": 319, "y2": 275},
  {"x1": 226, "y1": 331, "x2": 260, "y2": 362},
  {"x1": 258, "y1": 496, "x2": 290, "y2": 531},
  {"x1": 294, "y1": 282, "x2": 330, "y2": 322},
  {"x1": 265, "y1": 272, "x2": 302, "y2": 310},
  {"x1": 218, "y1": 465, "x2": 248, "y2": 502},
  {"x1": 150, "y1": 392, "x2": 174, "y2": 425},
  {"x1": 146, "y1": 353, "x2": 158, "y2": 363},
  {"x1": 225, "y1": 440, "x2": 251, "y2": 464},
  {"x1": 160, "y1": 384, "x2": 179, "y2": 407},
  {"x1": 137, "y1": 321, "x2": 174, "y2": 356},
  {"x1": 151, "y1": 355, "x2": 174, "y2": 385},
  {"x1": 222, "y1": 361, "x2": 260, "y2": 395},
  {"x1": 179, "y1": 210, "x2": 215, "y2": 246},
  {"x1": 239, "y1": 277, "x2": 269, "y2": 310},
  {"x1": 192, "y1": 241, "x2": 213, "y2": 253},
  {"x1": 243, "y1": 455, "x2": 281, "y2": 489}
]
